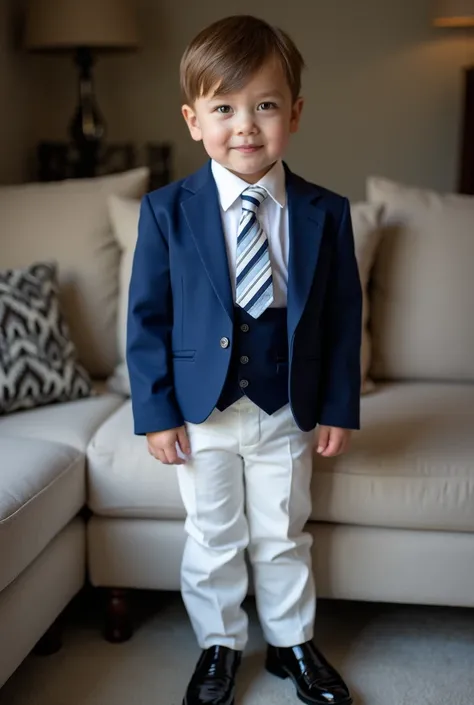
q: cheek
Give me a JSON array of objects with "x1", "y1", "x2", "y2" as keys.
[
  {"x1": 268, "y1": 119, "x2": 290, "y2": 146},
  {"x1": 201, "y1": 122, "x2": 230, "y2": 149}
]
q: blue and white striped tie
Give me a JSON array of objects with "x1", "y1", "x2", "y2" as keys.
[{"x1": 235, "y1": 185, "x2": 274, "y2": 319}]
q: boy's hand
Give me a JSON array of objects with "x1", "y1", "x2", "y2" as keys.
[
  {"x1": 147, "y1": 426, "x2": 191, "y2": 465},
  {"x1": 315, "y1": 426, "x2": 351, "y2": 457}
]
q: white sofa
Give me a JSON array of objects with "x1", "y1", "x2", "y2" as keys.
[{"x1": 1, "y1": 170, "x2": 474, "y2": 689}]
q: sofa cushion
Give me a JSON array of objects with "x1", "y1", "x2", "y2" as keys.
[
  {"x1": 0, "y1": 168, "x2": 149, "y2": 378},
  {"x1": 351, "y1": 202, "x2": 383, "y2": 393},
  {"x1": 87, "y1": 384, "x2": 474, "y2": 532},
  {"x1": 106, "y1": 195, "x2": 140, "y2": 395},
  {"x1": 312, "y1": 382, "x2": 474, "y2": 531},
  {"x1": 0, "y1": 261, "x2": 93, "y2": 414},
  {"x1": 0, "y1": 386, "x2": 124, "y2": 452},
  {"x1": 367, "y1": 176, "x2": 474, "y2": 381},
  {"x1": 106, "y1": 196, "x2": 382, "y2": 395},
  {"x1": 0, "y1": 436, "x2": 84, "y2": 592},
  {"x1": 87, "y1": 401, "x2": 183, "y2": 518}
]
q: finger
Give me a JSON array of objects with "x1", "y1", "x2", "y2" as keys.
[
  {"x1": 316, "y1": 426, "x2": 330, "y2": 453},
  {"x1": 341, "y1": 436, "x2": 351, "y2": 454},
  {"x1": 337, "y1": 432, "x2": 352, "y2": 456},
  {"x1": 155, "y1": 449, "x2": 167, "y2": 464},
  {"x1": 147, "y1": 442, "x2": 160, "y2": 458},
  {"x1": 177, "y1": 426, "x2": 191, "y2": 455},
  {"x1": 322, "y1": 434, "x2": 344, "y2": 457},
  {"x1": 163, "y1": 444, "x2": 185, "y2": 465}
]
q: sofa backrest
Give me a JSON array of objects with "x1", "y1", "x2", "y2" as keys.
[
  {"x1": 0, "y1": 168, "x2": 149, "y2": 378},
  {"x1": 367, "y1": 177, "x2": 474, "y2": 382}
]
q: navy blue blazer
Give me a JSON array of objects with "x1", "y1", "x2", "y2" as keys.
[{"x1": 127, "y1": 160, "x2": 362, "y2": 434}]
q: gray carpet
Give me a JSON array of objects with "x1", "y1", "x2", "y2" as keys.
[{"x1": 1, "y1": 592, "x2": 473, "y2": 705}]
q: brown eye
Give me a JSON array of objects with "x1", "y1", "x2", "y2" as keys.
[
  {"x1": 258, "y1": 102, "x2": 277, "y2": 111},
  {"x1": 216, "y1": 105, "x2": 232, "y2": 114}
]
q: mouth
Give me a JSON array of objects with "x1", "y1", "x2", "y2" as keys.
[{"x1": 233, "y1": 145, "x2": 263, "y2": 154}]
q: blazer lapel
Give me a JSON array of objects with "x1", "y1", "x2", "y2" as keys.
[
  {"x1": 181, "y1": 162, "x2": 234, "y2": 321},
  {"x1": 285, "y1": 165, "x2": 326, "y2": 344},
  {"x1": 180, "y1": 161, "x2": 325, "y2": 334}
]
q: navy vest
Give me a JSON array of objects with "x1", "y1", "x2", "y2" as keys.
[{"x1": 217, "y1": 306, "x2": 289, "y2": 414}]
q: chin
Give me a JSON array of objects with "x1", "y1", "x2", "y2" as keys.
[{"x1": 230, "y1": 156, "x2": 275, "y2": 174}]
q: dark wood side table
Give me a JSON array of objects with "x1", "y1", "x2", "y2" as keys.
[{"x1": 36, "y1": 141, "x2": 172, "y2": 192}]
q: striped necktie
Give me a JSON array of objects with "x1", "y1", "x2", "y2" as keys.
[{"x1": 235, "y1": 185, "x2": 274, "y2": 319}]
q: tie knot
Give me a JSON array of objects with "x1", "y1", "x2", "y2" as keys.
[{"x1": 241, "y1": 185, "x2": 268, "y2": 213}]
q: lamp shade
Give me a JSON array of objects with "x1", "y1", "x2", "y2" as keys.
[
  {"x1": 433, "y1": 0, "x2": 474, "y2": 26},
  {"x1": 24, "y1": 0, "x2": 140, "y2": 51}
]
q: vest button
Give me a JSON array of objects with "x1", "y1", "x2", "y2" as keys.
[
  {"x1": 239, "y1": 379, "x2": 249, "y2": 389},
  {"x1": 220, "y1": 337, "x2": 230, "y2": 349},
  {"x1": 240, "y1": 324, "x2": 250, "y2": 333},
  {"x1": 240, "y1": 356, "x2": 249, "y2": 364}
]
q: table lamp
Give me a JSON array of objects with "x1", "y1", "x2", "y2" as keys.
[
  {"x1": 24, "y1": 0, "x2": 140, "y2": 176},
  {"x1": 433, "y1": 0, "x2": 474, "y2": 194}
]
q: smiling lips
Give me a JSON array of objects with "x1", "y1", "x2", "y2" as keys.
[{"x1": 233, "y1": 145, "x2": 262, "y2": 153}]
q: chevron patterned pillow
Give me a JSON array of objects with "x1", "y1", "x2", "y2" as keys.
[{"x1": 0, "y1": 262, "x2": 93, "y2": 414}]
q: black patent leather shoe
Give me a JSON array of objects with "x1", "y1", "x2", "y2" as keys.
[
  {"x1": 266, "y1": 641, "x2": 352, "y2": 705},
  {"x1": 183, "y1": 645, "x2": 242, "y2": 705}
]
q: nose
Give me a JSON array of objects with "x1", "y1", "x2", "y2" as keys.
[{"x1": 235, "y1": 111, "x2": 258, "y2": 136}]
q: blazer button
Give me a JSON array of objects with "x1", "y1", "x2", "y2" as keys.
[
  {"x1": 240, "y1": 324, "x2": 249, "y2": 333},
  {"x1": 239, "y1": 379, "x2": 249, "y2": 389},
  {"x1": 220, "y1": 337, "x2": 230, "y2": 349},
  {"x1": 240, "y1": 356, "x2": 249, "y2": 364}
]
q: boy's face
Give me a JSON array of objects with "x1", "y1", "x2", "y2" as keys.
[{"x1": 182, "y1": 58, "x2": 304, "y2": 184}]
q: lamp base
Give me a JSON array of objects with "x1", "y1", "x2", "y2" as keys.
[
  {"x1": 69, "y1": 47, "x2": 106, "y2": 178},
  {"x1": 459, "y1": 66, "x2": 474, "y2": 195}
]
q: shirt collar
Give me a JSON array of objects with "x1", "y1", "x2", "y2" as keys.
[{"x1": 211, "y1": 159, "x2": 286, "y2": 212}]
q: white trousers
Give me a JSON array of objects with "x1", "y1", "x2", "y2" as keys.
[{"x1": 177, "y1": 397, "x2": 316, "y2": 650}]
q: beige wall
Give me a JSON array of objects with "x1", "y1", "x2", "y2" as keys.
[{"x1": 9, "y1": 0, "x2": 474, "y2": 198}]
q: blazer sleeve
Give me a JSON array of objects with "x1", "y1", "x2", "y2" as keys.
[
  {"x1": 126, "y1": 194, "x2": 184, "y2": 435},
  {"x1": 318, "y1": 197, "x2": 362, "y2": 430}
]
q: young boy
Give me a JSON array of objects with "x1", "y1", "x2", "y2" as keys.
[{"x1": 127, "y1": 15, "x2": 361, "y2": 705}]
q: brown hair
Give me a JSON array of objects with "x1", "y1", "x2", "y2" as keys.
[{"x1": 180, "y1": 15, "x2": 305, "y2": 105}]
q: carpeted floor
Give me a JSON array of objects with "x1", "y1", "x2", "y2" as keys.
[{"x1": 1, "y1": 590, "x2": 473, "y2": 705}]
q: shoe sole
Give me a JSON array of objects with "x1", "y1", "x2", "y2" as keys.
[{"x1": 266, "y1": 661, "x2": 353, "y2": 705}]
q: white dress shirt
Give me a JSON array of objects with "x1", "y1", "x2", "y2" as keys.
[{"x1": 211, "y1": 159, "x2": 289, "y2": 308}]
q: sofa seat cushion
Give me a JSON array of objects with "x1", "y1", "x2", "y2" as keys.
[
  {"x1": 0, "y1": 436, "x2": 84, "y2": 592},
  {"x1": 0, "y1": 389, "x2": 124, "y2": 452},
  {"x1": 87, "y1": 384, "x2": 474, "y2": 532},
  {"x1": 87, "y1": 401, "x2": 183, "y2": 518},
  {"x1": 312, "y1": 382, "x2": 474, "y2": 531}
]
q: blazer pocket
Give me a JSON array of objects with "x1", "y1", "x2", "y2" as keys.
[{"x1": 172, "y1": 349, "x2": 196, "y2": 361}]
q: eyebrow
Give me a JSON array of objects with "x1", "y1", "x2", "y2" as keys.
[{"x1": 210, "y1": 89, "x2": 285, "y2": 102}]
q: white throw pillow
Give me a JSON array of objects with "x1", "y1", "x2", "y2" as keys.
[
  {"x1": 367, "y1": 176, "x2": 474, "y2": 381},
  {"x1": 106, "y1": 195, "x2": 141, "y2": 395},
  {"x1": 107, "y1": 196, "x2": 382, "y2": 397},
  {"x1": 350, "y1": 203, "x2": 383, "y2": 393},
  {"x1": 0, "y1": 168, "x2": 149, "y2": 378}
]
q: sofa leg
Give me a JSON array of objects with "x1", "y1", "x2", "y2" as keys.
[
  {"x1": 103, "y1": 588, "x2": 133, "y2": 643},
  {"x1": 33, "y1": 621, "x2": 62, "y2": 655}
]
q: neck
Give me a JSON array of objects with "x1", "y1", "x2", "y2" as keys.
[{"x1": 228, "y1": 161, "x2": 278, "y2": 184}]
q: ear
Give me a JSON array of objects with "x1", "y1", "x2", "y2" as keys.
[
  {"x1": 182, "y1": 104, "x2": 202, "y2": 141},
  {"x1": 289, "y1": 96, "x2": 304, "y2": 134}
]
